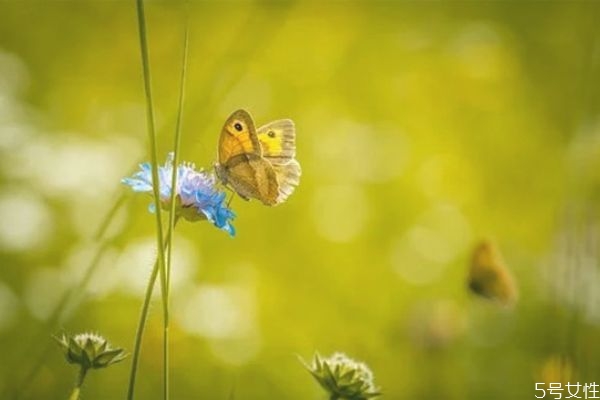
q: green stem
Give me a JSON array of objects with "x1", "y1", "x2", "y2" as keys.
[
  {"x1": 167, "y1": 10, "x2": 188, "y2": 294},
  {"x1": 162, "y1": 20, "x2": 189, "y2": 400},
  {"x1": 68, "y1": 387, "x2": 80, "y2": 400},
  {"x1": 126, "y1": 260, "x2": 159, "y2": 400},
  {"x1": 133, "y1": 0, "x2": 168, "y2": 399},
  {"x1": 68, "y1": 367, "x2": 87, "y2": 400},
  {"x1": 127, "y1": 219, "x2": 178, "y2": 400}
]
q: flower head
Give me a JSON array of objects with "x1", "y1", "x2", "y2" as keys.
[
  {"x1": 54, "y1": 332, "x2": 127, "y2": 370},
  {"x1": 302, "y1": 352, "x2": 381, "y2": 400},
  {"x1": 122, "y1": 153, "x2": 235, "y2": 236}
]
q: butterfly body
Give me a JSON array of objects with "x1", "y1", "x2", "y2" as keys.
[{"x1": 215, "y1": 109, "x2": 301, "y2": 206}]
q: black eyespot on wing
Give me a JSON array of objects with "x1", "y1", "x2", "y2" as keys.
[
  {"x1": 234, "y1": 122, "x2": 243, "y2": 132},
  {"x1": 267, "y1": 130, "x2": 276, "y2": 138}
]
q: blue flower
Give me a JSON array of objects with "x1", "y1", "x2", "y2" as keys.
[{"x1": 122, "y1": 153, "x2": 235, "y2": 236}]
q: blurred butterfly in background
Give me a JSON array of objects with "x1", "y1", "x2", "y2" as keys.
[
  {"x1": 468, "y1": 239, "x2": 518, "y2": 307},
  {"x1": 215, "y1": 109, "x2": 301, "y2": 206}
]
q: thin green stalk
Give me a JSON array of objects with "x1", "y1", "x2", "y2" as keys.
[
  {"x1": 68, "y1": 387, "x2": 80, "y2": 400},
  {"x1": 162, "y1": 19, "x2": 189, "y2": 400},
  {"x1": 131, "y1": 0, "x2": 169, "y2": 399},
  {"x1": 126, "y1": 257, "x2": 160, "y2": 400},
  {"x1": 167, "y1": 12, "x2": 188, "y2": 293},
  {"x1": 68, "y1": 367, "x2": 87, "y2": 400},
  {"x1": 134, "y1": 0, "x2": 167, "y2": 306},
  {"x1": 127, "y1": 218, "x2": 178, "y2": 400}
]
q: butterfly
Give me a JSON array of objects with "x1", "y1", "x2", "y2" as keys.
[
  {"x1": 215, "y1": 109, "x2": 301, "y2": 206},
  {"x1": 468, "y1": 240, "x2": 518, "y2": 307}
]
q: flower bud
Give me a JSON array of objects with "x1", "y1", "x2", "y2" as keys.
[
  {"x1": 303, "y1": 352, "x2": 381, "y2": 400},
  {"x1": 54, "y1": 332, "x2": 127, "y2": 370}
]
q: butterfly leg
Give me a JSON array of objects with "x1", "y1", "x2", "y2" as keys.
[
  {"x1": 222, "y1": 185, "x2": 240, "y2": 207},
  {"x1": 227, "y1": 191, "x2": 236, "y2": 207},
  {"x1": 222, "y1": 185, "x2": 249, "y2": 207}
]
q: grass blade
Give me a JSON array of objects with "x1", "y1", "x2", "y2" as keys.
[
  {"x1": 162, "y1": 16, "x2": 189, "y2": 400},
  {"x1": 128, "y1": 0, "x2": 168, "y2": 399}
]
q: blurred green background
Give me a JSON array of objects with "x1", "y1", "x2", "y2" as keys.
[{"x1": 0, "y1": 1, "x2": 599, "y2": 399}]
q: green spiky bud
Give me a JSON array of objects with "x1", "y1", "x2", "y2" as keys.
[
  {"x1": 54, "y1": 332, "x2": 127, "y2": 370},
  {"x1": 302, "y1": 352, "x2": 381, "y2": 400}
]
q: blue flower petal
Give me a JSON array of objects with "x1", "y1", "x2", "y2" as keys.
[{"x1": 122, "y1": 153, "x2": 236, "y2": 236}]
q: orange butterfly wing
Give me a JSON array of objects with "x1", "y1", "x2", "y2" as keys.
[{"x1": 218, "y1": 109, "x2": 261, "y2": 163}]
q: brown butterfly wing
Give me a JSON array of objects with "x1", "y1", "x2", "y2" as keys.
[{"x1": 226, "y1": 156, "x2": 279, "y2": 206}]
